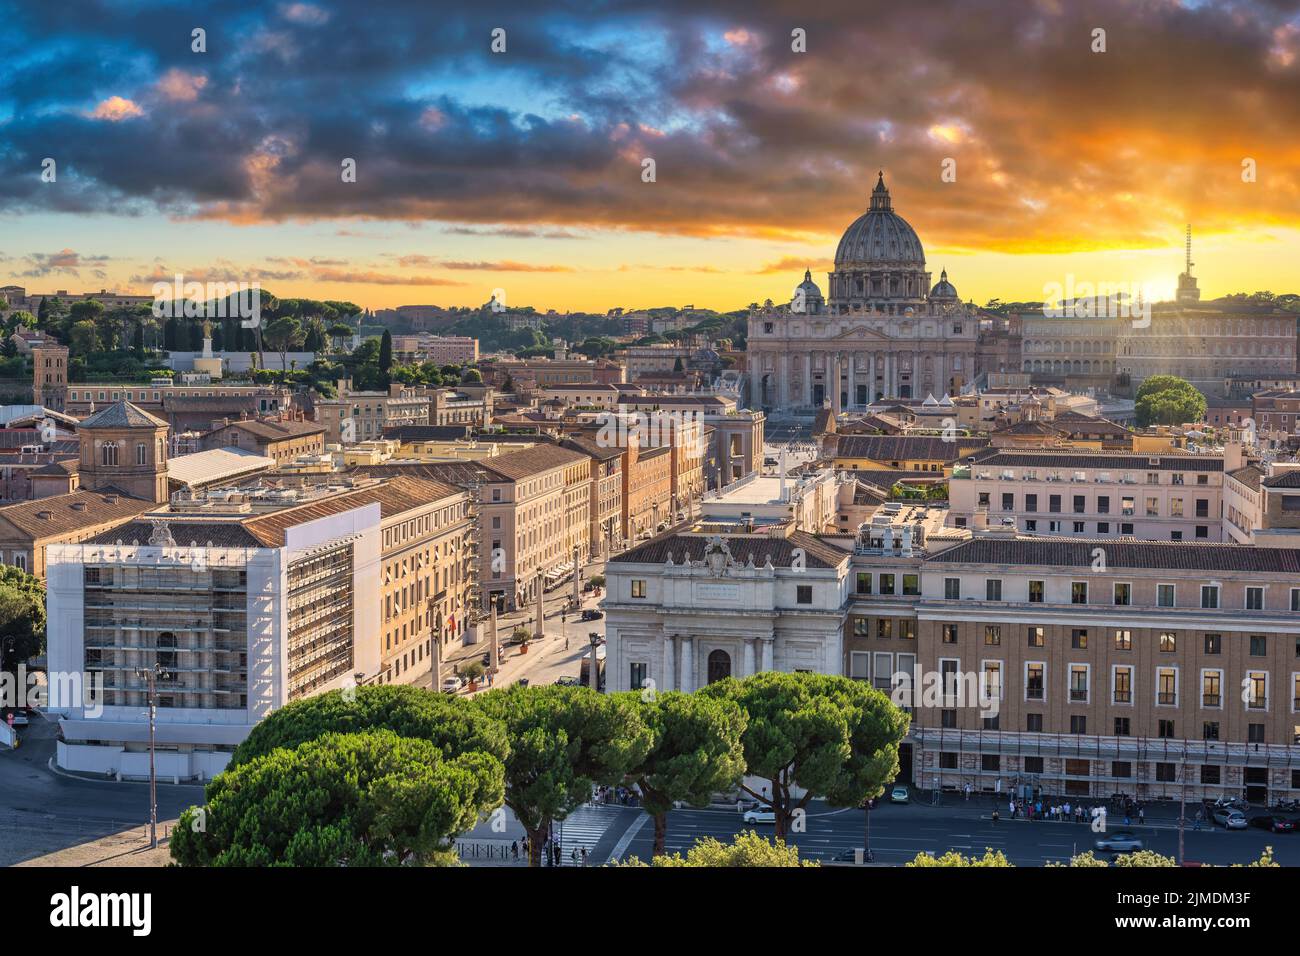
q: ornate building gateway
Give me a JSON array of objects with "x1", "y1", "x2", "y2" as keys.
[{"x1": 748, "y1": 173, "x2": 978, "y2": 413}]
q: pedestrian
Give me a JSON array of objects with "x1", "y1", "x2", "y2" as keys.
[
  {"x1": 964, "y1": 782, "x2": 972, "y2": 801},
  {"x1": 991, "y1": 809, "x2": 999, "y2": 824},
  {"x1": 1063, "y1": 801, "x2": 1071, "y2": 819},
  {"x1": 1008, "y1": 797, "x2": 1015, "y2": 818},
  {"x1": 1124, "y1": 812, "x2": 1131, "y2": 826},
  {"x1": 1138, "y1": 806, "x2": 1145, "y2": 824},
  {"x1": 581, "y1": 847, "x2": 588, "y2": 866},
  {"x1": 511, "y1": 840, "x2": 519, "y2": 860},
  {"x1": 571, "y1": 848, "x2": 578, "y2": 863}
]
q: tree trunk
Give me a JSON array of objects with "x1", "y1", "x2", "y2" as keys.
[
  {"x1": 652, "y1": 812, "x2": 667, "y2": 858},
  {"x1": 525, "y1": 824, "x2": 547, "y2": 868}
]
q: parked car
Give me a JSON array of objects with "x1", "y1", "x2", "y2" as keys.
[
  {"x1": 580, "y1": 609, "x2": 604, "y2": 621},
  {"x1": 1094, "y1": 831, "x2": 1144, "y2": 852},
  {"x1": 480, "y1": 652, "x2": 492, "y2": 667},
  {"x1": 889, "y1": 785, "x2": 910, "y2": 804},
  {"x1": 1249, "y1": 814, "x2": 1296, "y2": 833},
  {"x1": 4, "y1": 709, "x2": 30, "y2": 727},
  {"x1": 553, "y1": 676, "x2": 581, "y2": 687},
  {"x1": 742, "y1": 806, "x2": 777, "y2": 825},
  {"x1": 440, "y1": 676, "x2": 462, "y2": 694},
  {"x1": 1213, "y1": 808, "x2": 1248, "y2": 829},
  {"x1": 763, "y1": 457, "x2": 778, "y2": 467}
]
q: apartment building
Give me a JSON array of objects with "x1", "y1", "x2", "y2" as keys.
[
  {"x1": 390, "y1": 334, "x2": 479, "y2": 365},
  {"x1": 314, "y1": 381, "x2": 431, "y2": 445},
  {"x1": 200, "y1": 415, "x2": 326, "y2": 465},
  {"x1": 833, "y1": 434, "x2": 992, "y2": 475},
  {"x1": 949, "y1": 448, "x2": 1227, "y2": 541},
  {"x1": 893, "y1": 538, "x2": 1300, "y2": 803},
  {"x1": 559, "y1": 435, "x2": 624, "y2": 558},
  {"x1": 64, "y1": 382, "x2": 287, "y2": 431},
  {"x1": 44, "y1": 475, "x2": 468, "y2": 779},
  {"x1": 374, "y1": 477, "x2": 473, "y2": 685}
]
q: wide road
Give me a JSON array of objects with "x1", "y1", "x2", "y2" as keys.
[{"x1": 613, "y1": 799, "x2": 1300, "y2": 867}]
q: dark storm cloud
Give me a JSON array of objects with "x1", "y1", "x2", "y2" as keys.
[{"x1": 2, "y1": 0, "x2": 1299, "y2": 251}]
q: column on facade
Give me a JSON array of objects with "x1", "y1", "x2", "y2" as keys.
[
  {"x1": 661, "y1": 635, "x2": 676, "y2": 692},
  {"x1": 846, "y1": 353, "x2": 856, "y2": 407},
  {"x1": 803, "y1": 354, "x2": 812, "y2": 407},
  {"x1": 760, "y1": 637, "x2": 774, "y2": 672},
  {"x1": 779, "y1": 352, "x2": 789, "y2": 408},
  {"x1": 743, "y1": 638, "x2": 756, "y2": 677},
  {"x1": 830, "y1": 352, "x2": 842, "y2": 415},
  {"x1": 679, "y1": 636, "x2": 694, "y2": 693}
]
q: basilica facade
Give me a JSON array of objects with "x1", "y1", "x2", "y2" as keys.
[{"x1": 748, "y1": 173, "x2": 978, "y2": 413}]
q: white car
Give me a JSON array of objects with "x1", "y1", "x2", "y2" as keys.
[
  {"x1": 440, "y1": 676, "x2": 462, "y2": 694},
  {"x1": 742, "y1": 807, "x2": 776, "y2": 825},
  {"x1": 1214, "y1": 809, "x2": 1248, "y2": 830}
]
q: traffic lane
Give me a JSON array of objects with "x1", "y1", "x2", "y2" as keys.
[{"x1": 618, "y1": 804, "x2": 1300, "y2": 866}]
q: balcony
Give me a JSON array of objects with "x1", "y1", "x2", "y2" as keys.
[
  {"x1": 1069, "y1": 689, "x2": 1088, "y2": 702},
  {"x1": 1202, "y1": 694, "x2": 1221, "y2": 707},
  {"x1": 1247, "y1": 698, "x2": 1267, "y2": 711},
  {"x1": 1158, "y1": 692, "x2": 1177, "y2": 705},
  {"x1": 1114, "y1": 691, "x2": 1131, "y2": 704},
  {"x1": 1026, "y1": 687, "x2": 1044, "y2": 701}
]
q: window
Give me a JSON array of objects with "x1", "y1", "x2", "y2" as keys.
[
  {"x1": 1292, "y1": 589, "x2": 1300, "y2": 613},
  {"x1": 1028, "y1": 580, "x2": 1044, "y2": 603},
  {"x1": 99, "y1": 442, "x2": 118, "y2": 466},
  {"x1": 1113, "y1": 583, "x2": 1131, "y2": 606},
  {"x1": 1069, "y1": 664, "x2": 1089, "y2": 703},
  {"x1": 1157, "y1": 583, "x2": 1175, "y2": 607},
  {"x1": 1114, "y1": 717, "x2": 1130, "y2": 736},
  {"x1": 1025, "y1": 662, "x2": 1045, "y2": 700},
  {"x1": 1246, "y1": 671, "x2": 1267, "y2": 710},
  {"x1": 631, "y1": 579, "x2": 646, "y2": 599},
  {"x1": 877, "y1": 619, "x2": 892, "y2": 640},
  {"x1": 850, "y1": 652, "x2": 870, "y2": 681},
  {"x1": 629, "y1": 662, "x2": 647, "y2": 690},
  {"x1": 1097, "y1": 495, "x2": 1110, "y2": 514},
  {"x1": 879, "y1": 574, "x2": 895, "y2": 595},
  {"x1": 984, "y1": 625, "x2": 1001, "y2": 646},
  {"x1": 135, "y1": 442, "x2": 147, "y2": 465},
  {"x1": 1114, "y1": 629, "x2": 1131, "y2": 650},
  {"x1": 1002, "y1": 492, "x2": 1014, "y2": 511},
  {"x1": 1025, "y1": 493, "x2": 1038, "y2": 512},
  {"x1": 1155, "y1": 763, "x2": 1176, "y2": 783},
  {"x1": 1248, "y1": 724, "x2": 1266, "y2": 743},
  {"x1": 1049, "y1": 494, "x2": 1061, "y2": 513},
  {"x1": 1112, "y1": 762, "x2": 1132, "y2": 778},
  {"x1": 1202, "y1": 670, "x2": 1222, "y2": 708},
  {"x1": 1113, "y1": 667, "x2": 1132, "y2": 704},
  {"x1": 1246, "y1": 587, "x2": 1264, "y2": 611},
  {"x1": 981, "y1": 754, "x2": 1001, "y2": 772},
  {"x1": 853, "y1": 617, "x2": 870, "y2": 637},
  {"x1": 939, "y1": 752, "x2": 958, "y2": 769},
  {"x1": 1070, "y1": 715, "x2": 1087, "y2": 735},
  {"x1": 982, "y1": 661, "x2": 1003, "y2": 700},
  {"x1": 944, "y1": 577, "x2": 960, "y2": 600},
  {"x1": 1027, "y1": 626, "x2": 1044, "y2": 647},
  {"x1": 1145, "y1": 496, "x2": 1159, "y2": 516},
  {"x1": 941, "y1": 709, "x2": 957, "y2": 728},
  {"x1": 942, "y1": 624, "x2": 958, "y2": 644},
  {"x1": 1204, "y1": 633, "x2": 1221, "y2": 655},
  {"x1": 1026, "y1": 713, "x2": 1043, "y2": 733},
  {"x1": 902, "y1": 574, "x2": 919, "y2": 596},
  {"x1": 985, "y1": 579, "x2": 1002, "y2": 601},
  {"x1": 1200, "y1": 585, "x2": 1219, "y2": 609},
  {"x1": 1157, "y1": 667, "x2": 1178, "y2": 706},
  {"x1": 857, "y1": 573, "x2": 873, "y2": 594},
  {"x1": 1159, "y1": 632, "x2": 1177, "y2": 652},
  {"x1": 1071, "y1": 629, "x2": 1088, "y2": 650},
  {"x1": 1071, "y1": 581, "x2": 1088, "y2": 604},
  {"x1": 1097, "y1": 522, "x2": 1110, "y2": 534},
  {"x1": 796, "y1": 585, "x2": 812, "y2": 604},
  {"x1": 1158, "y1": 719, "x2": 1176, "y2": 739},
  {"x1": 1249, "y1": 635, "x2": 1267, "y2": 657}
]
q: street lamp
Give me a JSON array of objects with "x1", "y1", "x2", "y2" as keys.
[
  {"x1": 135, "y1": 662, "x2": 170, "y2": 849},
  {"x1": 588, "y1": 631, "x2": 602, "y2": 692}
]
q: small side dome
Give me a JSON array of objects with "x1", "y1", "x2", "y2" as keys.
[{"x1": 929, "y1": 267, "x2": 959, "y2": 300}]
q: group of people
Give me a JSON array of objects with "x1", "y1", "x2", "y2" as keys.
[
  {"x1": 509, "y1": 839, "x2": 588, "y2": 866},
  {"x1": 998, "y1": 797, "x2": 1145, "y2": 826},
  {"x1": 593, "y1": 784, "x2": 639, "y2": 807}
]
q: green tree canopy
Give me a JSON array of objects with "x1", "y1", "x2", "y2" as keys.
[
  {"x1": 229, "y1": 685, "x2": 508, "y2": 769},
  {"x1": 907, "y1": 849, "x2": 1013, "y2": 867},
  {"x1": 171, "y1": 730, "x2": 503, "y2": 867},
  {"x1": 702, "y1": 671, "x2": 909, "y2": 839},
  {"x1": 621, "y1": 690, "x2": 747, "y2": 856},
  {"x1": 263, "y1": 316, "x2": 305, "y2": 380},
  {"x1": 620, "y1": 830, "x2": 815, "y2": 867},
  {"x1": 1134, "y1": 375, "x2": 1207, "y2": 427},
  {"x1": 474, "y1": 684, "x2": 652, "y2": 866},
  {"x1": 0, "y1": 566, "x2": 45, "y2": 673}
]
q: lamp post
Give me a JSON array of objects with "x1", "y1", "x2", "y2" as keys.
[
  {"x1": 1177, "y1": 756, "x2": 1187, "y2": 866},
  {"x1": 588, "y1": 631, "x2": 601, "y2": 692},
  {"x1": 135, "y1": 662, "x2": 170, "y2": 849}
]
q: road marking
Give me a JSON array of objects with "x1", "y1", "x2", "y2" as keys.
[{"x1": 607, "y1": 813, "x2": 649, "y2": 862}]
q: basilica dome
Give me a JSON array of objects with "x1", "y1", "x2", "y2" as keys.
[
  {"x1": 833, "y1": 172, "x2": 925, "y2": 267},
  {"x1": 929, "y1": 268, "x2": 958, "y2": 300}
]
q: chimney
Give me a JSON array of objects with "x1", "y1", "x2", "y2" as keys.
[{"x1": 1223, "y1": 441, "x2": 1243, "y2": 472}]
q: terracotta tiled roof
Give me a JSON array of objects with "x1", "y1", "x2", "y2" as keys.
[
  {"x1": 79, "y1": 400, "x2": 167, "y2": 430},
  {"x1": 965, "y1": 448, "x2": 1222, "y2": 472},
  {"x1": 1227, "y1": 465, "x2": 1263, "y2": 491},
  {"x1": 927, "y1": 538, "x2": 1300, "y2": 573},
  {"x1": 611, "y1": 530, "x2": 848, "y2": 569},
  {"x1": 836, "y1": 435, "x2": 990, "y2": 462},
  {"x1": 209, "y1": 418, "x2": 324, "y2": 441},
  {"x1": 484, "y1": 443, "x2": 588, "y2": 480},
  {"x1": 0, "y1": 490, "x2": 152, "y2": 540}
]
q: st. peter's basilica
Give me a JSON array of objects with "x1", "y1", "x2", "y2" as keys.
[{"x1": 748, "y1": 173, "x2": 978, "y2": 413}]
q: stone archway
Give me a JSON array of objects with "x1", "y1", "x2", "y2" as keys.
[{"x1": 707, "y1": 649, "x2": 732, "y2": 684}]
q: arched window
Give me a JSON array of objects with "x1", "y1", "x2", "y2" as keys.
[
  {"x1": 707, "y1": 649, "x2": 732, "y2": 684},
  {"x1": 100, "y1": 442, "x2": 118, "y2": 466}
]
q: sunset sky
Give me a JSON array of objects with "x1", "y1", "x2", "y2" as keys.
[{"x1": 2, "y1": 0, "x2": 1299, "y2": 314}]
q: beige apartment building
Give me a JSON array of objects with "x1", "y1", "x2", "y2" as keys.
[
  {"x1": 373, "y1": 477, "x2": 474, "y2": 685},
  {"x1": 875, "y1": 538, "x2": 1300, "y2": 803},
  {"x1": 950, "y1": 448, "x2": 1228, "y2": 541},
  {"x1": 475, "y1": 444, "x2": 591, "y2": 610}
]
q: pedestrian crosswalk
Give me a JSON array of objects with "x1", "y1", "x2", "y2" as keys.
[{"x1": 554, "y1": 804, "x2": 622, "y2": 866}]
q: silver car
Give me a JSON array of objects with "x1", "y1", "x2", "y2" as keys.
[{"x1": 1094, "y1": 831, "x2": 1144, "y2": 852}]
